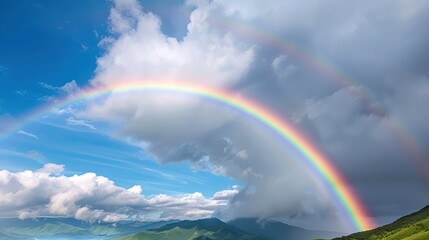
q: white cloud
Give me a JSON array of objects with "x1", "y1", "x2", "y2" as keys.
[
  {"x1": 51, "y1": 106, "x2": 77, "y2": 116},
  {"x1": 60, "y1": 80, "x2": 80, "y2": 95},
  {"x1": 80, "y1": 0, "x2": 255, "y2": 161},
  {"x1": 212, "y1": 185, "x2": 239, "y2": 200},
  {"x1": 38, "y1": 163, "x2": 64, "y2": 175},
  {"x1": 40, "y1": 80, "x2": 81, "y2": 96},
  {"x1": 0, "y1": 164, "x2": 238, "y2": 222},
  {"x1": 39, "y1": 82, "x2": 56, "y2": 90},
  {"x1": 66, "y1": 117, "x2": 96, "y2": 130},
  {"x1": 91, "y1": 0, "x2": 254, "y2": 87},
  {"x1": 17, "y1": 130, "x2": 39, "y2": 140}
]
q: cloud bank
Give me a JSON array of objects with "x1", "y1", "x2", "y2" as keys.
[{"x1": 0, "y1": 164, "x2": 237, "y2": 222}]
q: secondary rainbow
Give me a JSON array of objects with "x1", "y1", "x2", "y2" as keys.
[
  {"x1": 211, "y1": 17, "x2": 429, "y2": 183},
  {"x1": 0, "y1": 81, "x2": 376, "y2": 231}
]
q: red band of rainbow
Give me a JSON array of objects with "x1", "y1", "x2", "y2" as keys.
[{"x1": 0, "y1": 81, "x2": 376, "y2": 231}]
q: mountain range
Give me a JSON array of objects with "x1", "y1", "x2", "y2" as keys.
[
  {"x1": 111, "y1": 218, "x2": 265, "y2": 240},
  {"x1": 0, "y1": 217, "x2": 178, "y2": 239},
  {"x1": 0, "y1": 217, "x2": 337, "y2": 240},
  {"x1": 1, "y1": 205, "x2": 428, "y2": 240}
]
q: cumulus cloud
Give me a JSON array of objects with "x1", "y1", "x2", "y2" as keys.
[
  {"x1": 81, "y1": 0, "x2": 256, "y2": 159},
  {"x1": 0, "y1": 164, "x2": 238, "y2": 222},
  {"x1": 92, "y1": 0, "x2": 254, "y2": 87},
  {"x1": 17, "y1": 130, "x2": 39, "y2": 140},
  {"x1": 74, "y1": 0, "x2": 429, "y2": 231},
  {"x1": 38, "y1": 163, "x2": 64, "y2": 175}
]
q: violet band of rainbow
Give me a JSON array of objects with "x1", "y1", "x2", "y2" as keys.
[{"x1": 0, "y1": 81, "x2": 376, "y2": 231}]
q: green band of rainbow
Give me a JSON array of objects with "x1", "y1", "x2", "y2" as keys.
[
  {"x1": 212, "y1": 17, "x2": 429, "y2": 183},
  {"x1": 0, "y1": 81, "x2": 375, "y2": 231}
]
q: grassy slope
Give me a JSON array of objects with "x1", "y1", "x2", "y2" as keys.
[{"x1": 334, "y1": 205, "x2": 429, "y2": 240}]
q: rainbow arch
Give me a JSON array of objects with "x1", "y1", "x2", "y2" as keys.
[
  {"x1": 0, "y1": 81, "x2": 375, "y2": 231},
  {"x1": 210, "y1": 17, "x2": 429, "y2": 183}
]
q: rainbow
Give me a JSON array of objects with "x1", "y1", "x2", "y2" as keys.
[
  {"x1": 210, "y1": 17, "x2": 429, "y2": 183},
  {"x1": 0, "y1": 81, "x2": 375, "y2": 231}
]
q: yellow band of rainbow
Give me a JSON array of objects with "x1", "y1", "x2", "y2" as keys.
[{"x1": 0, "y1": 81, "x2": 376, "y2": 231}]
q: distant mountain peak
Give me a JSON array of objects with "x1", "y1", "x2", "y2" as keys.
[
  {"x1": 113, "y1": 218, "x2": 266, "y2": 240},
  {"x1": 155, "y1": 218, "x2": 232, "y2": 232}
]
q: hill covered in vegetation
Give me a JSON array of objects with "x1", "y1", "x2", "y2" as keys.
[
  {"x1": 112, "y1": 218, "x2": 266, "y2": 240},
  {"x1": 334, "y1": 205, "x2": 429, "y2": 240}
]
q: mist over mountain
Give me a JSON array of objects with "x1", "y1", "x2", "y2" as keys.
[
  {"x1": 229, "y1": 218, "x2": 342, "y2": 240},
  {"x1": 0, "y1": 217, "x2": 178, "y2": 240},
  {"x1": 2, "y1": 207, "x2": 429, "y2": 240}
]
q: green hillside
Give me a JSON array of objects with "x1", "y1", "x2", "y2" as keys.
[
  {"x1": 334, "y1": 205, "x2": 429, "y2": 240},
  {"x1": 112, "y1": 218, "x2": 266, "y2": 240}
]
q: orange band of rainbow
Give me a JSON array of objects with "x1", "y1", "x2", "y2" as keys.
[{"x1": 0, "y1": 81, "x2": 376, "y2": 231}]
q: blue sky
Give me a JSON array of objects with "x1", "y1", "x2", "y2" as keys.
[
  {"x1": 0, "y1": 0, "x2": 189, "y2": 115},
  {"x1": 0, "y1": 1, "x2": 105, "y2": 114},
  {"x1": 1, "y1": 0, "x2": 429, "y2": 232},
  {"x1": 0, "y1": 0, "x2": 236, "y2": 197}
]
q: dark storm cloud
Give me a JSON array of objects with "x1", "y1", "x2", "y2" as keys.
[
  {"x1": 232, "y1": 0, "x2": 429, "y2": 222},
  {"x1": 79, "y1": 0, "x2": 429, "y2": 231}
]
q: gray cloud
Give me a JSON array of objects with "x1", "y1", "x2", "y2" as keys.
[{"x1": 73, "y1": 0, "x2": 429, "y2": 231}]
